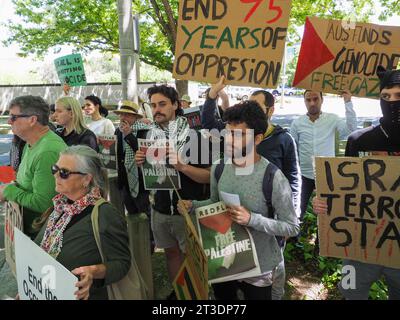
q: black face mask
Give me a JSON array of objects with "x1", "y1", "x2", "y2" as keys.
[{"x1": 380, "y1": 99, "x2": 400, "y2": 139}]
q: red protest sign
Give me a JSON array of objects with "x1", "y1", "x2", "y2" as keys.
[{"x1": 0, "y1": 166, "x2": 16, "y2": 183}]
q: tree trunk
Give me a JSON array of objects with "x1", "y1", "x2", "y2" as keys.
[
  {"x1": 118, "y1": 0, "x2": 138, "y2": 102},
  {"x1": 175, "y1": 79, "x2": 188, "y2": 97}
]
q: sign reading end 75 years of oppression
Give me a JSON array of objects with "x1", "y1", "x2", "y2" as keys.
[
  {"x1": 293, "y1": 17, "x2": 400, "y2": 98},
  {"x1": 54, "y1": 53, "x2": 87, "y2": 87},
  {"x1": 315, "y1": 157, "x2": 400, "y2": 269},
  {"x1": 173, "y1": 0, "x2": 292, "y2": 88},
  {"x1": 15, "y1": 228, "x2": 77, "y2": 300}
]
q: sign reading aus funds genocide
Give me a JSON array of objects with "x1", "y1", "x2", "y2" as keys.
[
  {"x1": 5, "y1": 201, "x2": 23, "y2": 276},
  {"x1": 315, "y1": 157, "x2": 400, "y2": 269},
  {"x1": 97, "y1": 135, "x2": 117, "y2": 170},
  {"x1": 293, "y1": 17, "x2": 400, "y2": 98},
  {"x1": 195, "y1": 202, "x2": 261, "y2": 283},
  {"x1": 138, "y1": 139, "x2": 181, "y2": 190},
  {"x1": 54, "y1": 53, "x2": 87, "y2": 87},
  {"x1": 173, "y1": 210, "x2": 209, "y2": 300},
  {"x1": 173, "y1": 0, "x2": 292, "y2": 88},
  {"x1": 15, "y1": 228, "x2": 77, "y2": 300}
]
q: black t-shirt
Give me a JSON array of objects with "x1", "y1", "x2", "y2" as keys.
[
  {"x1": 345, "y1": 125, "x2": 400, "y2": 157},
  {"x1": 57, "y1": 128, "x2": 99, "y2": 152},
  {"x1": 152, "y1": 131, "x2": 214, "y2": 215}
]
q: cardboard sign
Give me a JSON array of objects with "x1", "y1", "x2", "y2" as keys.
[
  {"x1": 54, "y1": 53, "x2": 87, "y2": 87},
  {"x1": 195, "y1": 202, "x2": 261, "y2": 283},
  {"x1": 4, "y1": 201, "x2": 23, "y2": 276},
  {"x1": 183, "y1": 106, "x2": 202, "y2": 130},
  {"x1": 315, "y1": 157, "x2": 400, "y2": 268},
  {"x1": 293, "y1": 17, "x2": 400, "y2": 98},
  {"x1": 138, "y1": 139, "x2": 181, "y2": 190},
  {"x1": 173, "y1": 0, "x2": 292, "y2": 88},
  {"x1": 15, "y1": 228, "x2": 77, "y2": 300},
  {"x1": 98, "y1": 135, "x2": 117, "y2": 170},
  {"x1": 173, "y1": 210, "x2": 209, "y2": 300}
]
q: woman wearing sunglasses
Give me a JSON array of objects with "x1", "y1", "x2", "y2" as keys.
[
  {"x1": 54, "y1": 97, "x2": 99, "y2": 152},
  {"x1": 32, "y1": 145, "x2": 131, "y2": 300}
]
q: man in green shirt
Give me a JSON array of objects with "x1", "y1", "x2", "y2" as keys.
[{"x1": 0, "y1": 95, "x2": 67, "y2": 238}]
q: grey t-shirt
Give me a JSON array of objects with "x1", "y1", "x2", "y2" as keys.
[{"x1": 193, "y1": 157, "x2": 299, "y2": 280}]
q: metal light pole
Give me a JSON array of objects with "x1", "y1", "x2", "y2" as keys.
[
  {"x1": 117, "y1": 0, "x2": 154, "y2": 299},
  {"x1": 118, "y1": 0, "x2": 138, "y2": 103}
]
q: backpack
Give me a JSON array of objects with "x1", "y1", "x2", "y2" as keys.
[{"x1": 214, "y1": 160, "x2": 285, "y2": 247}]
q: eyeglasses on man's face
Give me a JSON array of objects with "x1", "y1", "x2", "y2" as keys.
[{"x1": 8, "y1": 114, "x2": 32, "y2": 122}]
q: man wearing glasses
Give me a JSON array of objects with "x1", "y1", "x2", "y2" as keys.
[{"x1": 0, "y1": 96, "x2": 66, "y2": 239}]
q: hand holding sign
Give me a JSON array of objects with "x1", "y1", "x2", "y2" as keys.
[
  {"x1": 312, "y1": 196, "x2": 328, "y2": 215},
  {"x1": 72, "y1": 265, "x2": 101, "y2": 300},
  {"x1": 227, "y1": 205, "x2": 251, "y2": 225},
  {"x1": 177, "y1": 200, "x2": 193, "y2": 216},
  {"x1": 134, "y1": 150, "x2": 146, "y2": 166}
]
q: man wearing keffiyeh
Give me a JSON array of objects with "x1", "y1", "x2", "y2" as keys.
[
  {"x1": 114, "y1": 100, "x2": 151, "y2": 215},
  {"x1": 135, "y1": 85, "x2": 211, "y2": 299}
]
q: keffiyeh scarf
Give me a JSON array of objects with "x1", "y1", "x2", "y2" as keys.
[{"x1": 124, "y1": 117, "x2": 190, "y2": 198}]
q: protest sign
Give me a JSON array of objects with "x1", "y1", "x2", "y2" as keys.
[
  {"x1": 138, "y1": 139, "x2": 181, "y2": 190},
  {"x1": 98, "y1": 135, "x2": 117, "y2": 170},
  {"x1": 293, "y1": 17, "x2": 400, "y2": 98},
  {"x1": 4, "y1": 201, "x2": 23, "y2": 276},
  {"x1": 315, "y1": 157, "x2": 400, "y2": 268},
  {"x1": 0, "y1": 166, "x2": 16, "y2": 183},
  {"x1": 173, "y1": 210, "x2": 209, "y2": 300},
  {"x1": 173, "y1": 0, "x2": 292, "y2": 88},
  {"x1": 15, "y1": 228, "x2": 77, "y2": 300},
  {"x1": 195, "y1": 201, "x2": 261, "y2": 283},
  {"x1": 54, "y1": 53, "x2": 87, "y2": 87},
  {"x1": 183, "y1": 106, "x2": 202, "y2": 130}
]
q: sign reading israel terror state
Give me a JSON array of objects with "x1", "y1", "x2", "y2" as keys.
[
  {"x1": 315, "y1": 157, "x2": 400, "y2": 269},
  {"x1": 293, "y1": 17, "x2": 400, "y2": 98},
  {"x1": 173, "y1": 0, "x2": 292, "y2": 88}
]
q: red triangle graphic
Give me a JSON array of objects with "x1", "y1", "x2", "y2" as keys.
[
  {"x1": 292, "y1": 18, "x2": 335, "y2": 87},
  {"x1": 199, "y1": 212, "x2": 232, "y2": 234}
]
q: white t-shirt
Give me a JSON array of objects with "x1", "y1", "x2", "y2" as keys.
[{"x1": 87, "y1": 118, "x2": 115, "y2": 136}]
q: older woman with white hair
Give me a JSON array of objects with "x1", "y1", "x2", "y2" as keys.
[
  {"x1": 32, "y1": 145, "x2": 131, "y2": 300},
  {"x1": 54, "y1": 97, "x2": 98, "y2": 151}
]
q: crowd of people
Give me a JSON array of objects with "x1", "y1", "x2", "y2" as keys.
[{"x1": 0, "y1": 65, "x2": 399, "y2": 300}]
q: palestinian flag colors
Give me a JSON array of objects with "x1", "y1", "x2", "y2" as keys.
[
  {"x1": 293, "y1": 17, "x2": 400, "y2": 98},
  {"x1": 195, "y1": 202, "x2": 261, "y2": 284}
]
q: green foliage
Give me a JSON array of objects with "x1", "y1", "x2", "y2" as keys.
[{"x1": 4, "y1": 0, "x2": 391, "y2": 75}]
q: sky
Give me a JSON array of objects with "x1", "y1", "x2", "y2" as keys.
[{"x1": 0, "y1": 0, "x2": 399, "y2": 84}]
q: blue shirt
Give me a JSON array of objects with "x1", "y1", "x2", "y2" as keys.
[{"x1": 290, "y1": 101, "x2": 357, "y2": 179}]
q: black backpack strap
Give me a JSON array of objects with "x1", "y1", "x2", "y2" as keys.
[
  {"x1": 262, "y1": 162, "x2": 285, "y2": 247},
  {"x1": 214, "y1": 159, "x2": 225, "y2": 183},
  {"x1": 262, "y1": 162, "x2": 278, "y2": 219}
]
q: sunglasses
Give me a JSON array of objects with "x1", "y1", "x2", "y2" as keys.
[
  {"x1": 9, "y1": 114, "x2": 32, "y2": 122},
  {"x1": 51, "y1": 164, "x2": 86, "y2": 179}
]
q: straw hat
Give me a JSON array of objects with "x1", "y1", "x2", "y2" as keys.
[
  {"x1": 180, "y1": 94, "x2": 192, "y2": 105},
  {"x1": 113, "y1": 100, "x2": 143, "y2": 118}
]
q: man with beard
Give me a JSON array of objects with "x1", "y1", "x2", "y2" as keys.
[
  {"x1": 134, "y1": 85, "x2": 211, "y2": 299},
  {"x1": 313, "y1": 66, "x2": 400, "y2": 300},
  {"x1": 290, "y1": 90, "x2": 357, "y2": 221},
  {"x1": 178, "y1": 101, "x2": 299, "y2": 300}
]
